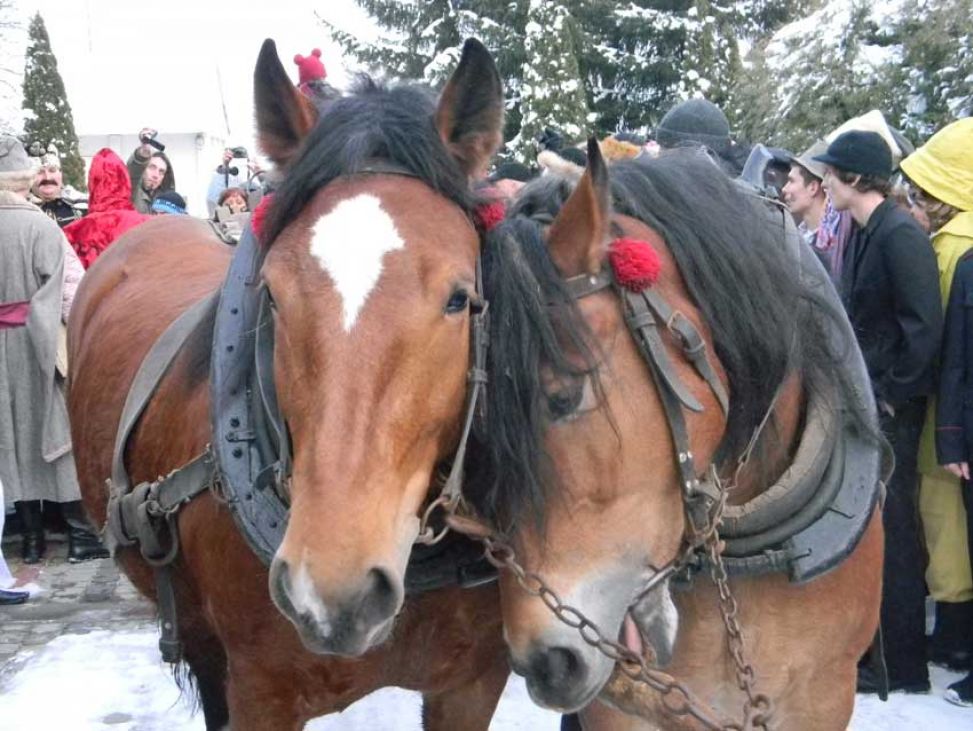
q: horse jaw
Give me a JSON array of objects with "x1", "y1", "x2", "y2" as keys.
[{"x1": 628, "y1": 580, "x2": 678, "y2": 667}]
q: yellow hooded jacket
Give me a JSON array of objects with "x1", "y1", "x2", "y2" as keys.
[
  {"x1": 902, "y1": 119, "x2": 973, "y2": 477},
  {"x1": 903, "y1": 118, "x2": 973, "y2": 602}
]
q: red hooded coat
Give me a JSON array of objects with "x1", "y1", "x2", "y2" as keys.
[{"x1": 64, "y1": 148, "x2": 151, "y2": 268}]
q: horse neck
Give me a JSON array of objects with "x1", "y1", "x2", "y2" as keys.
[{"x1": 727, "y1": 371, "x2": 804, "y2": 506}]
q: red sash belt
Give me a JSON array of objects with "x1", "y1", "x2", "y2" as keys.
[{"x1": 0, "y1": 300, "x2": 30, "y2": 329}]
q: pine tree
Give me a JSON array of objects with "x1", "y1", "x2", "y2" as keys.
[
  {"x1": 510, "y1": 1, "x2": 590, "y2": 163},
  {"x1": 21, "y1": 13, "x2": 85, "y2": 190},
  {"x1": 727, "y1": 0, "x2": 972, "y2": 148},
  {"x1": 883, "y1": 0, "x2": 973, "y2": 139},
  {"x1": 571, "y1": 0, "x2": 742, "y2": 133},
  {"x1": 327, "y1": 1, "x2": 744, "y2": 140},
  {"x1": 322, "y1": 0, "x2": 508, "y2": 84},
  {"x1": 726, "y1": 0, "x2": 898, "y2": 150}
]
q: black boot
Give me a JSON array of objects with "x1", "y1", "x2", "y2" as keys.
[
  {"x1": 14, "y1": 500, "x2": 45, "y2": 564},
  {"x1": 0, "y1": 587, "x2": 29, "y2": 606},
  {"x1": 929, "y1": 600, "x2": 973, "y2": 671},
  {"x1": 61, "y1": 501, "x2": 110, "y2": 563}
]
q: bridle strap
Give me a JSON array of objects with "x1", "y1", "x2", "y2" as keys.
[
  {"x1": 440, "y1": 257, "x2": 489, "y2": 506},
  {"x1": 564, "y1": 268, "x2": 728, "y2": 416},
  {"x1": 563, "y1": 268, "x2": 727, "y2": 540},
  {"x1": 563, "y1": 269, "x2": 613, "y2": 300}
]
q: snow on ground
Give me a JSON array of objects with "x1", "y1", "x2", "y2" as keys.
[{"x1": 0, "y1": 627, "x2": 969, "y2": 729}]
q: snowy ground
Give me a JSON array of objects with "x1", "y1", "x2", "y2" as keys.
[{"x1": 0, "y1": 627, "x2": 969, "y2": 730}]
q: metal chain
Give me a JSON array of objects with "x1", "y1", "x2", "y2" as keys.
[
  {"x1": 706, "y1": 530, "x2": 772, "y2": 730},
  {"x1": 440, "y1": 438, "x2": 776, "y2": 729},
  {"x1": 477, "y1": 533, "x2": 738, "y2": 730}
]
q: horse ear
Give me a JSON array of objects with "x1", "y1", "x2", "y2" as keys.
[
  {"x1": 547, "y1": 138, "x2": 611, "y2": 277},
  {"x1": 254, "y1": 39, "x2": 318, "y2": 168},
  {"x1": 435, "y1": 39, "x2": 504, "y2": 180}
]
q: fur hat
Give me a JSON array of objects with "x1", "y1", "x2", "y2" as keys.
[
  {"x1": 0, "y1": 135, "x2": 38, "y2": 192},
  {"x1": 537, "y1": 147, "x2": 587, "y2": 179},
  {"x1": 600, "y1": 136, "x2": 642, "y2": 162},
  {"x1": 656, "y1": 98, "x2": 731, "y2": 154},
  {"x1": 293, "y1": 48, "x2": 326, "y2": 86}
]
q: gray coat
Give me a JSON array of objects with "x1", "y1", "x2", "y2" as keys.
[{"x1": 0, "y1": 191, "x2": 80, "y2": 503}]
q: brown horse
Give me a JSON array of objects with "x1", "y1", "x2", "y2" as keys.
[
  {"x1": 470, "y1": 143, "x2": 884, "y2": 728},
  {"x1": 67, "y1": 40, "x2": 511, "y2": 729}
]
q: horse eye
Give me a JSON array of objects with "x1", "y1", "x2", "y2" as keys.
[
  {"x1": 546, "y1": 376, "x2": 598, "y2": 423},
  {"x1": 546, "y1": 382, "x2": 584, "y2": 421},
  {"x1": 445, "y1": 289, "x2": 470, "y2": 314}
]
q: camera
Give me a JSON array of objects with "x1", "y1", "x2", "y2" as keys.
[
  {"x1": 217, "y1": 146, "x2": 250, "y2": 178},
  {"x1": 139, "y1": 129, "x2": 166, "y2": 152}
]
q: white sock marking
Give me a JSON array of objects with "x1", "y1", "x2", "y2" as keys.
[{"x1": 309, "y1": 194, "x2": 405, "y2": 332}]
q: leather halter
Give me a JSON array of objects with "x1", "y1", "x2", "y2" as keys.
[{"x1": 563, "y1": 267, "x2": 728, "y2": 537}]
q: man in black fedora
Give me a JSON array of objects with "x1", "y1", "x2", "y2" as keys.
[{"x1": 815, "y1": 130, "x2": 942, "y2": 693}]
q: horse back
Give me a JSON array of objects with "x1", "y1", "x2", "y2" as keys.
[{"x1": 67, "y1": 216, "x2": 231, "y2": 526}]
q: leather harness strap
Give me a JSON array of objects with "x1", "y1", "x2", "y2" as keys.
[{"x1": 105, "y1": 292, "x2": 221, "y2": 663}]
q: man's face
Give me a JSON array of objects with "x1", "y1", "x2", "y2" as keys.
[
  {"x1": 32, "y1": 164, "x2": 63, "y2": 202},
  {"x1": 822, "y1": 166, "x2": 856, "y2": 212},
  {"x1": 782, "y1": 165, "x2": 821, "y2": 219},
  {"x1": 142, "y1": 156, "x2": 168, "y2": 191}
]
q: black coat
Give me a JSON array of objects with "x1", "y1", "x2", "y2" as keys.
[
  {"x1": 38, "y1": 198, "x2": 81, "y2": 229},
  {"x1": 936, "y1": 252, "x2": 973, "y2": 464},
  {"x1": 839, "y1": 198, "x2": 942, "y2": 407}
]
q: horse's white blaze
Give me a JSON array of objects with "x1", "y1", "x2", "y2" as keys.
[
  {"x1": 309, "y1": 194, "x2": 404, "y2": 332},
  {"x1": 291, "y1": 559, "x2": 332, "y2": 636}
]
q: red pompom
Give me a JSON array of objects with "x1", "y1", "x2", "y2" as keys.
[
  {"x1": 608, "y1": 238, "x2": 662, "y2": 291},
  {"x1": 250, "y1": 193, "x2": 274, "y2": 243},
  {"x1": 474, "y1": 201, "x2": 506, "y2": 232}
]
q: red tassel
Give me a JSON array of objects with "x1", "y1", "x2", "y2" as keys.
[
  {"x1": 608, "y1": 238, "x2": 662, "y2": 291},
  {"x1": 474, "y1": 201, "x2": 506, "y2": 232},
  {"x1": 250, "y1": 193, "x2": 274, "y2": 242}
]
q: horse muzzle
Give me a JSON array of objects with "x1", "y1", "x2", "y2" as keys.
[
  {"x1": 269, "y1": 556, "x2": 402, "y2": 656},
  {"x1": 511, "y1": 636, "x2": 613, "y2": 712}
]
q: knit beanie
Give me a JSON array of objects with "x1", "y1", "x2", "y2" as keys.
[
  {"x1": 152, "y1": 190, "x2": 188, "y2": 215},
  {"x1": 293, "y1": 49, "x2": 326, "y2": 86},
  {"x1": 0, "y1": 135, "x2": 37, "y2": 192},
  {"x1": 656, "y1": 98, "x2": 731, "y2": 154}
]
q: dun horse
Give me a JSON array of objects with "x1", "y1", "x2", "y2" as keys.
[
  {"x1": 67, "y1": 40, "x2": 510, "y2": 729},
  {"x1": 470, "y1": 142, "x2": 884, "y2": 729}
]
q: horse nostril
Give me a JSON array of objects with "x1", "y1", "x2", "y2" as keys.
[
  {"x1": 357, "y1": 567, "x2": 400, "y2": 625},
  {"x1": 531, "y1": 645, "x2": 585, "y2": 691}
]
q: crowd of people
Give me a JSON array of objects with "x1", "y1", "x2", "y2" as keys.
[
  {"x1": 2, "y1": 43, "x2": 972, "y2": 713},
  {"x1": 0, "y1": 49, "x2": 327, "y2": 605}
]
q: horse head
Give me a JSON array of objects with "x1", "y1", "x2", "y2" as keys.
[
  {"x1": 475, "y1": 142, "x2": 827, "y2": 711},
  {"x1": 252, "y1": 38, "x2": 503, "y2": 656}
]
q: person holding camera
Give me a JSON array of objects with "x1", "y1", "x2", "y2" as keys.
[
  {"x1": 205, "y1": 146, "x2": 251, "y2": 216},
  {"x1": 127, "y1": 128, "x2": 175, "y2": 215}
]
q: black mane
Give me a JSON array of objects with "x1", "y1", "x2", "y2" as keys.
[
  {"x1": 471, "y1": 149, "x2": 867, "y2": 531},
  {"x1": 262, "y1": 77, "x2": 477, "y2": 245}
]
